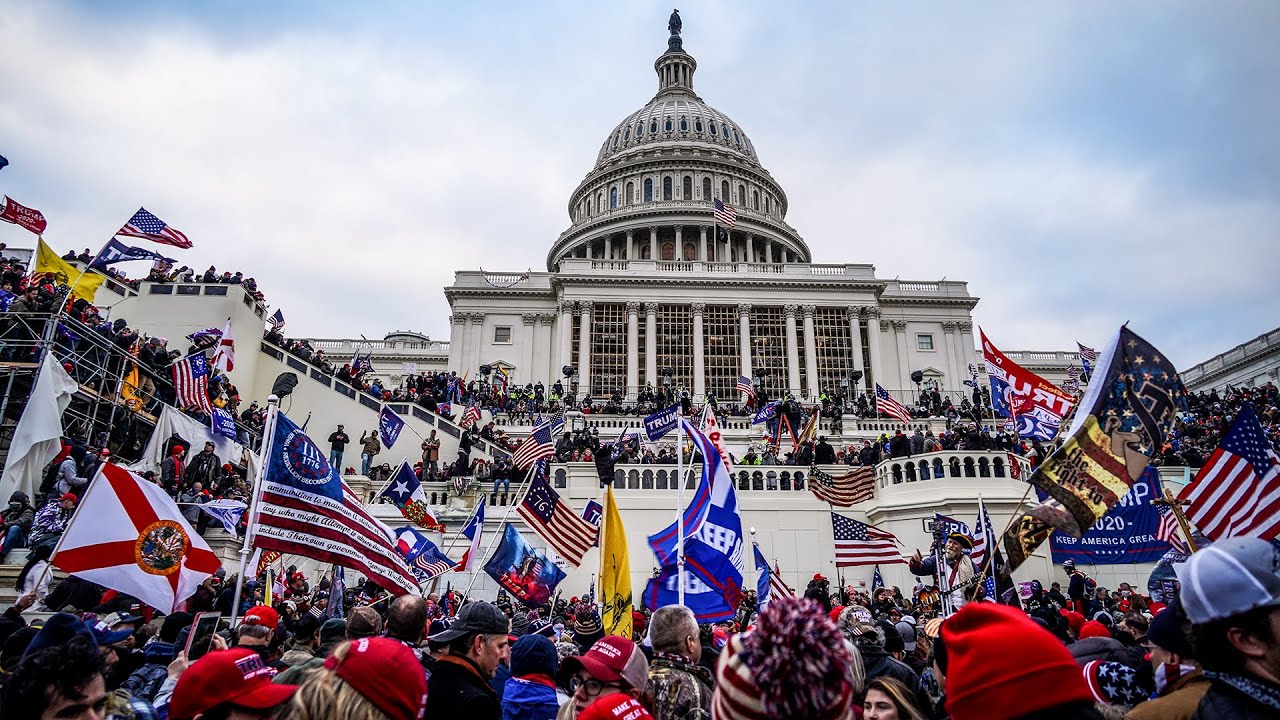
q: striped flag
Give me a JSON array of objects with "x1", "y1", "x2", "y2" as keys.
[
  {"x1": 971, "y1": 496, "x2": 997, "y2": 572},
  {"x1": 770, "y1": 560, "x2": 794, "y2": 602},
  {"x1": 516, "y1": 462, "x2": 596, "y2": 567},
  {"x1": 116, "y1": 207, "x2": 193, "y2": 249},
  {"x1": 1179, "y1": 404, "x2": 1280, "y2": 542},
  {"x1": 713, "y1": 198, "x2": 738, "y2": 226},
  {"x1": 454, "y1": 497, "x2": 486, "y2": 572},
  {"x1": 832, "y1": 513, "x2": 905, "y2": 567},
  {"x1": 512, "y1": 420, "x2": 558, "y2": 469},
  {"x1": 807, "y1": 465, "x2": 875, "y2": 506},
  {"x1": 1077, "y1": 342, "x2": 1098, "y2": 379},
  {"x1": 459, "y1": 400, "x2": 482, "y2": 430},
  {"x1": 735, "y1": 375, "x2": 755, "y2": 400},
  {"x1": 1155, "y1": 505, "x2": 1189, "y2": 555},
  {"x1": 255, "y1": 550, "x2": 281, "y2": 576},
  {"x1": 171, "y1": 353, "x2": 213, "y2": 414},
  {"x1": 394, "y1": 527, "x2": 456, "y2": 583},
  {"x1": 874, "y1": 384, "x2": 914, "y2": 424}
]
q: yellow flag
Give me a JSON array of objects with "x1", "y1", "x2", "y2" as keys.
[
  {"x1": 599, "y1": 485, "x2": 633, "y2": 638},
  {"x1": 35, "y1": 238, "x2": 104, "y2": 302}
]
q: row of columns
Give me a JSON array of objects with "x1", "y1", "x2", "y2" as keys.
[
  {"x1": 556, "y1": 301, "x2": 886, "y2": 400},
  {"x1": 573, "y1": 225, "x2": 797, "y2": 264}
]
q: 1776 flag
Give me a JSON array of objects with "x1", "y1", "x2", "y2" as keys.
[
  {"x1": 117, "y1": 207, "x2": 193, "y2": 249},
  {"x1": 875, "y1": 384, "x2": 914, "y2": 424},
  {"x1": 517, "y1": 462, "x2": 597, "y2": 567},
  {"x1": 808, "y1": 465, "x2": 875, "y2": 506},
  {"x1": 269, "y1": 309, "x2": 285, "y2": 332},
  {"x1": 1179, "y1": 404, "x2": 1280, "y2": 542},
  {"x1": 832, "y1": 513, "x2": 905, "y2": 568},
  {"x1": 172, "y1": 354, "x2": 213, "y2": 414}
]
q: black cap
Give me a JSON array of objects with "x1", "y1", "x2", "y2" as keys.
[
  {"x1": 1147, "y1": 602, "x2": 1194, "y2": 658},
  {"x1": 428, "y1": 602, "x2": 509, "y2": 642}
]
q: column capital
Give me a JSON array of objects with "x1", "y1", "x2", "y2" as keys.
[
  {"x1": 700, "y1": 225, "x2": 709, "y2": 233},
  {"x1": 783, "y1": 304, "x2": 798, "y2": 318},
  {"x1": 648, "y1": 226, "x2": 658, "y2": 234},
  {"x1": 846, "y1": 306, "x2": 861, "y2": 321},
  {"x1": 625, "y1": 229, "x2": 634, "y2": 238},
  {"x1": 690, "y1": 301, "x2": 706, "y2": 316},
  {"x1": 878, "y1": 319, "x2": 892, "y2": 332},
  {"x1": 957, "y1": 321, "x2": 973, "y2": 332},
  {"x1": 537, "y1": 313, "x2": 556, "y2": 326},
  {"x1": 891, "y1": 319, "x2": 908, "y2": 331},
  {"x1": 941, "y1": 321, "x2": 959, "y2": 331},
  {"x1": 521, "y1": 313, "x2": 538, "y2": 325},
  {"x1": 736, "y1": 303, "x2": 752, "y2": 319},
  {"x1": 801, "y1": 304, "x2": 816, "y2": 318},
  {"x1": 864, "y1": 306, "x2": 881, "y2": 319},
  {"x1": 746, "y1": 232, "x2": 755, "y2": 240},
  {"x1": 557, "y1": 301, "x2": 573, "y2": 315},
  {"x1": 674, "y1": 224, "x2": 683, "y2": 232},
  {"x1": 625, "y1": 301, "x2": 641, "y2": 314},
  {"x1": 644, "y1": 301, "x2": 659, "y2": 315},
  {"x1": 448, "y1": 315, "x2": 457, "y2": 326},
  {"x1": 577, "y1": 300, "x2": 593, "y2": 314}
]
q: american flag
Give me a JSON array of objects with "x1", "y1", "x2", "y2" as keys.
[
  {"x1": 971, "y1": 497, "x2": 997, "y2": 572},
  {"x1": 713, "y1": 198, "x2": 738, "y2": 226},
  {"x1": 1156, "y1": 505, "x2": 1190, "y2": 555},
  {"x1": 1066, "y1": 365, "x2": 1081, "y2": 380},
  {"x1": 516, "y1": 462, "x2": 596, "y2": 567},
  {"x1": 171, "y1": 353, "x2": 213, "y2": 414},
  {"x1": 808, "y1": 465, "x2": 875, "y2": 507},
  {"x1": 512, "y1": 420, "x2": 558, "y2": 469},
  {"x1": 117, "y1": 207, "x2": 193, "y2": 249},
  {"x1": 832, "y1": 513, "x2": 905, "y2": 567},
  {"x1": 770, "y1": 560, "x2": 794, "y2": 601},
  {"x1": 1076, "y1": 343, "x2": 1098, "y2": 363},
  {"x1": 1179, "y1": 404, "x2": 1280, "y2": 541},
  {"x1": 735, "y1": 375, "x2": 755, "y2": 399},
  {"x1": 874, "y1": 384, "x2": 914, "y2": 424},
  {"x1": 269, "y1": 309, "x2": 285, "y2": 332},
  {"x1": 459, "y1": 400, "x2": 482, "y2": 429}
]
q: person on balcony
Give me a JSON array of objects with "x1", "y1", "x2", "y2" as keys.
[
  {"x1": 814, "y1": 436, "x2": 836, "y2": 464},
  {"x1": 888, "y1": 430, "x2": 912, "y2": 459},
  {"x1": 328, "y1": 424, "x2": 350, "y2": 469}
]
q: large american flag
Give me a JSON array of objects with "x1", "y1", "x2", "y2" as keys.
[
  {"x1": 171, "y1": 353, "x2": 213, "y2": 414},
  {"x1": 971, "y1": 497, "x2": 997, "y2": 571},
  {"x1": 808, "y1": 465, "x2": 875, "y2": 507},
  {"x1": 713, "y1": 198, "x2": 738, "y2": 226},
  {"x1": 735, "y1": 375, "x2": 755, "y2": 400},
  {"x1": 1179, "y1": 404, "x2": 1280, "y2": 541},
  {"x1": 512, "y1": 420, "x2": 558, "y2": 469},
  {"x1": 832, "y1": 513, "x2": 905, "y2": 567},
  {"x1": 874, "y1": 384, "x2": 914, "y2": 424},
  {"x1": 517, "y1": 462, "x2": 596, "y2": 567},
  {"x1": 117, "y1": 207, "x2": 193, "y2": 249}
]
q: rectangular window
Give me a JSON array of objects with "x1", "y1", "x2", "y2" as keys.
[
  {"x1": 814, "y1": 308, "x2": 853, "y2": 395},
  {"x1": 749, "y1": 307, "x2": 786, "y2": 400},
  {"x1": 589, "y1": 303, "x2": 627, "y2": 398},
  {"x1": 494, "y1": 326, "x2": 512, "y2": 344},
  {"x1": 656, "y1": 305, "x2": 694, "y2": 392},
  {"x1": 917, "y1": 334, "x2": 935, "y2": 351},
  {"x1": 702, "y1": 305, "x2": 740, "y2": 402}
]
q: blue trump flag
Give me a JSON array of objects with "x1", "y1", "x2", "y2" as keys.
[
  {"x1": 644, "y1": 419, "x2": 745, "y2": 622},
  {"x1": 485, "y1": 523, "x2": 566, "y2": 607},
  {"x1": 753, "y1": 544, "x2": 771, "y2": 613},
  {"x1": 266, "y1": 411, "x2": 345, "y2": 502},
  {"x1": 872, "y1": 565, "x2": 884, "y2": 593},
  {"x1": 379, "y1": 406, "x2": 405, "y2": 448},
  {"x1": 644, "y1": 403, "x2": 681, "y2": 441},
  {"x1": 91, "y1": 238, "x2": 175, "y2": 269},
  {"x1": 1048, "y1": 466, "x2": 1167, "y2": 565},
  {"x1": 211, "y1": 408, "x2": 238, "y2": 441},
  {"x1": 751, "y1": 400, "x2": 780, "y2": 425}
]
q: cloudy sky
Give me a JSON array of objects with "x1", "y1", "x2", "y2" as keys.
[{"x1": 1, "y1": 1, "x2": 1276, "y2": 369}]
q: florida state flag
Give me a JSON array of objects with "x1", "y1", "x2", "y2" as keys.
[
  {"x1": 0, "y1": 196, "x2": 47, "y2": 235},
  {"x1": 53, "y1": 463, "x2": 222, "y2": 612}
]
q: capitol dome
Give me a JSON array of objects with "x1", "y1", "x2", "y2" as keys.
[{"x1": 547, "y1": 14, "x2": 809, "y2": 270}]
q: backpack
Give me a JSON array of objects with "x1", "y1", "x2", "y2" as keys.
[{"x1": 1082, "y1": 573, "x2": 1097, "y2": 594}]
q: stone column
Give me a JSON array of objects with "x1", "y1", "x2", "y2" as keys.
[
  {"x1": 847, "y1": 306, "x2": 866, "y2": 387},
  {"x1": 691, "y1": 302, "x2": 706, "y2": 398},
  {"x1": 521, "y1": 313, "x2": 537, "y2": 385},
  {"x1": 737, "y1": 303, "x2": 752, "y2": 383},
  {"x1": 626, "y1": 301, "x2": 640, "y2": 400},
  {"x1": 558, "y1": 302, "x2": 574, "y2": 375},
  {"x1": 448, "y1": 313, "x2": 465, "y2": 370},
  {"x1": 765, "y1": 241, "x2": 773, "y2": 264},
  {"x1": 625, "y1": 230, "x2": 634, "y2": 261},
  {"x1": 957, "y1": 322, "x2": 975, "y2": 386},
  {"x1": 674, "y1": 225, "x2": 683, "y2": 261},
  {"x1": 604, "y1": 235, "x2": 613, "y2": 260},
  {"x1": 784, "y1": 305, "x2": 801, "y2": 397},
  {"x1": 802, "y1": 305, "x2": 819, "y2": 399},
  {"x1": 892, "y1": 320, "x2": 910, "y2": 391},
  {"x1": 467, "y1": 313, "x2": 485, "y2": 373},
  {"x1": 537, "y1": 313, "x2": 556, "y2": 385},
  {"x1": 746, "y1": 233, "x2": 755, "y2": 264},
  {"x1": 649, "y1": 227, "x2": 658, "y2": 260},
  {"x1": 942, "y1": 321, "x2": 959, "y2": 391},
  {"x1": 699, "y1": 226, "x2": 707, "y2": 261},
  {"x1": 865, "y1": 307, "x2": 882, "y2": 389},
  {"x1": 645, "y1": 302, "x2": 658, "y2": 387},
  {"x1": 577, "y1": 301, "x2": 592, "y2": 394}
]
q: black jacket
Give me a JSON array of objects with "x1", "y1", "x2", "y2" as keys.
[
  {"x1": 425, "y1": 655, "x2": 500, "y2": 720},
  {"x1": 814, "y1": 441, "x2": 836, "y2": 464},
  {"x1": 888, "y1": 434, "x2": 912, "y2": 459},
  {"x1": 861, "y1": 645, "x2": 919, "y2": 690},
  {"x1": 1192, "y1": 674, "x2": 1280, "y2": 720}
]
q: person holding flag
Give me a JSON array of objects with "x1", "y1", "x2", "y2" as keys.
[{"x1": 908, "y1": 530, "x2": 978, "y2": 617}]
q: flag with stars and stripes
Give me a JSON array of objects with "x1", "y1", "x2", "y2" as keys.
[
  {"x1": 832, "y1": 513, "x2": 904, "y2": 568},
  {"x1": 516, "y1": 462, "x2": 596, "y2": 567},
  {"x1": 512, "y1": 420, "x2": 558, "y2": 469},
  {"x1": 1155, "y1": 504, "x2": 1190, "y2": 555},
  {"x1": 808, "y1": 465, "x2": 875, "y2": 507},
  {"x1": 735, "y1": 375, "x2": 756, "y2": 400},
  {"x1": 874, "y1": 384, "x2": 914, "y2": 424},
  {"x1": 1077, "y1": 342, "x2": 1098, "y2": 380},
  {"x1": 1180, "y1": 404, "x2": 1280, "y2": 542},
  {"x1": 116, "y1": 207, "x2": 193, "y2": 249},
  {"x1": 713, "y1": 198, "x2": 738, "y2": 226},
  {"x1": 171, "y1": 353, "x2": 213, "y2": 414}
]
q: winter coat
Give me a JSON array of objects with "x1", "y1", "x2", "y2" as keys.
[
  {"x1": 426, "y1": 655, "x2": 500, "y2": 720},
  {"x1": 1191, "y1": 672, "x2": 1280, "y2": 720},
  {"x1": 501, "y1": 676, "x2": 559, "y2": 720},
  {"x1": 861, "y1": 644, "x2": 920, "y2": 691},
  {"x1": 645, "y1": 652, "x2": 714, "y2": 720},
  {"x1": 121, "y1": 641, "x2": 176, "y2": 702},
  {"x1": 1124, "y1": 669, "x2": 1209, "y2": 720},
  {"x1": 1068, "y1": 637, "x2": 1129, "y2": 666},
  {"x1": 2, "y1": 499, "x2": 35, "y2": 535}
]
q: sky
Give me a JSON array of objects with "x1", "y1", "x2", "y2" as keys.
[{"x1": 0, "y1": 1, "x2": 1276, "y2": 369}]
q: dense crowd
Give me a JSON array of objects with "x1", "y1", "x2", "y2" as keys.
[{"x1": 3, "y1": 532, "x2": 1278, "y2": 719}]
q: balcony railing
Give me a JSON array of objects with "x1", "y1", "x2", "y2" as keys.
[{"x1": 876, "y1": 450, "x2": 1032, "y2": 487}]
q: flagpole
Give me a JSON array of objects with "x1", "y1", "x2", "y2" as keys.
[
  {"x1": 231, "y1": 394, "x2": 281, "y2": 626},
  {"x1": 460, "y1": 460, "x2": 540, "y2": 599},
  {"x1": 676, "y1": 412, "x2": 686, "y2": 606}
]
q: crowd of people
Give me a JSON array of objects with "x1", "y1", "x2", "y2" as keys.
[{"x1": 3, "y1": 532, "x2": 1279, "y2": 719}]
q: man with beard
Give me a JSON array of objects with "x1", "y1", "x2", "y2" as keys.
[{"x1": 908, "y1": 533, "x2": 978, "y2": 616}]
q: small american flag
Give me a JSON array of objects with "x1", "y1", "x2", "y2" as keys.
[
  {"x1": 1156, "y1": 505, "x2": 1189, "y2": 555},
  {"x1": 770, "y1": 560, "x2": 794, "y2": 601},
  {"x1": 1076, "y1": 343, "x2": 1098, "y2": 363},
  {"x1": 808, "y1": 465, "x2": 875, "y2": 506},
  {"x1": 517, "y1": 462, "x2": 596, "y2": 567},
  {"x1": 832, "y1": 513, "x2": 905, "y2": 568},
  {"x1": 512, "y1": 420, "x2": 558, "y2": 469},
  {"x1": 874, "y1": 384, "x2": 914, "y2": 424},
  {"x1": 460, "y1": 401, "x2": 482, "y2": 429},
  {"x1": 713, "y1": 198, "x2": 738, "y2": 226},
  {"x1": 117, "y1": 207, "x2": 193, "y2": 249},
  {"x1": 735, "y1": 375, "x2": 755, "y2": 400},
  {"x1": 1180, "y1": 404, "x2": 1280, "y2": 541},
  {"x1": 1066, "y1": 365, "x2": 1081, "y2": 380},
  {"x1": 172, "y1": 353, "x2": 213, "y2": 414}
]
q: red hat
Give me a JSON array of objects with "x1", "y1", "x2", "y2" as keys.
[
  {"x1": 1061, "y1": 610, "x2": 1086, "y2": 634},
  {"x1": 813, "y1": 573, "x2": 827, "y2": 582},
  {"x1": 560, "y1": 636, "x2": 649, "y2": 691},
  {"x1": 325, "y1": 637, "x2": 427, "y2": 720},
  {"x1": 578, "y1": 694, "x2": 654, "y2": 720},
  {"x1": 1078, "y1": 620, "x2": 1111, "y2": 639},
  {"x1": 241, "y1": 605, "x2": 278, "y2": 630},
  {"x1": 828, "y1": 606, "x2": 846, "y2": 623},
  {"x1": 170, "y1": 648, "x2": 297, "y2": 720},
  {"x1": 59, "y1": 493, "x2": 78, "y2": 503},
  {"x1": 942, "y1": 603, "x2": 1092, "y2": 720}
]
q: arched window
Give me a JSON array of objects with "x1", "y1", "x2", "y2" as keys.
[
  {"x1": 610, "y1": 188, "x2": 618, "y2": 209},
  {"x1": 664, "y1": 118, "x2": 672, "y2": 132},
  {"x1": 753, "y1": 190, "x2": 760, "y2": 210},
  {"x1": 737, "y1": 184, "x2": 745, "y2": 203},
  {"x1": 644, "y1": 179, "x2": 653, "y2": 202},
  {"x1": 679, "y1": 117, "x2": 688, "y2": 131},
  {"x1": 683, "y1": 242, "x2": 696, "y2": 260},
  {"x1": 765, "y1": 196, "x2": 771, "y2": 215},
  {"x1": 720, "y1": 180, "x2": 730, "y2": 200},
  {"x1": 702, "y1": 177, "x2": 712, "y2": 200},
  {"x1": 649, "y1": 120, "x2": 658, "y2": 134},
  {"x1": 597, "y1": 192, "x2": 603, "y2": 211},
  {"x1": 663, "y1": 177, "x2": 673, "y2": 201},
  {"x1": 623, "y1": 127, "x2": 630, "y2": 141},
  {"x1": 733, "y1": 130, "x2": 741, "y2": 145},
  {"x1": 625, "y1": 181, "x2": 634, "y2": 205},
  {"x1": 636, "y1": 122, "x2": 644, "y2": 137},
  {"x1": 661, "y1": 242, "x2": 674, "y2": 260},
  {"x1": 586, "y1": 198, "x2": 592, "y2": 216},
  {"x1": 723, "y1": 125, "x2": 731, "y2": 139},
  {"x1": 612, "y1": 134, "x2": 619, "y2": 150},
  {"x1": 641, "y1": 243, "x2": 651, "y2": 259},
  {"x1": 694, "y1": 119, "x2": 703, "y2": 132},
  {"x1": 682, "y1": 176, "x2": 692, "y2": 199},
  {"x1": 709, "y1": 121, "x2": 718, "y2": 136}
]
